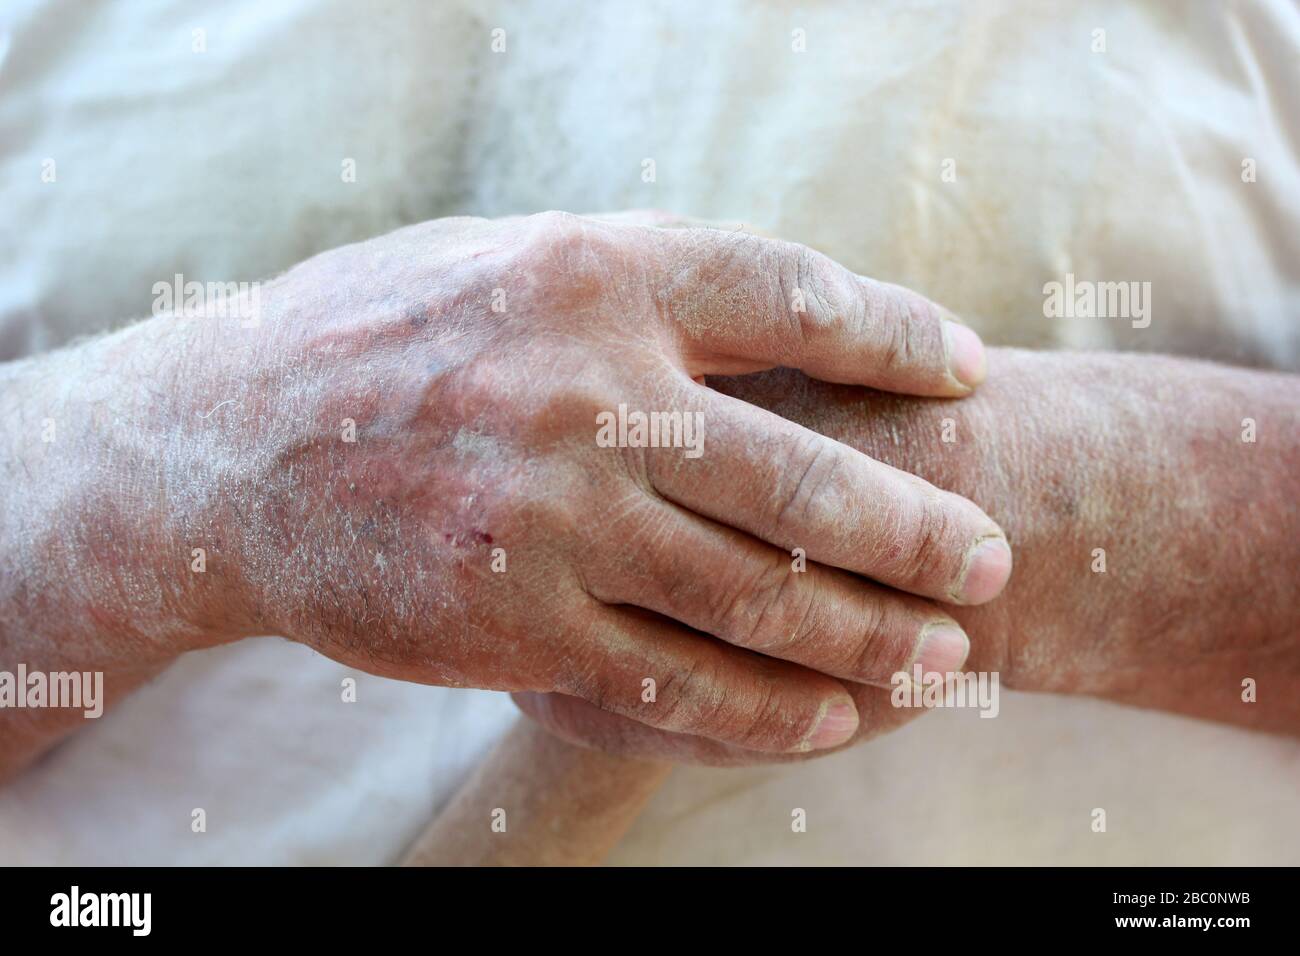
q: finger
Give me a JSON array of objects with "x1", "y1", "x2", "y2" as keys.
[
  {"x1": 653, "y1": 227, "x2": 986, "y2": 395},
  {"x1": 587, "y1": 496, "x2": 971, "y2": 684},
  {"x1": 646, "y1": 386, "x2": 1013, "y2": 605},
  {"x1": 552, "y1": 605, "x2": 860, "y2": 753},
  {"x1": 513, "y1": 680, "x2": 923, "y2": 767}
]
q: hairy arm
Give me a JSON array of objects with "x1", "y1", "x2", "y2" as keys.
[
  {"x1": 0, "y1": 315, "x2": 257, "y2": 782},
  {"x1": 763, "y1": 349, "x2": 1298, "y2": 724},
  {"x1": 518, "y1": 348, "x2": 1300, "y2": 760}
]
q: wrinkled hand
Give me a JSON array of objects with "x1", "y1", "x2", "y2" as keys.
[
  {"x1": 515, "y1": 351, "x2": 1300, "y2": 762},
  {"x1": 182, "y1": 212, "x2": 1011, "y2": 753}
]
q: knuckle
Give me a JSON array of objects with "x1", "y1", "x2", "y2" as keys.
[
  {"x1": 776, "y1": 243, "x2": 861, "y2": 344},
  {"x1": 843, "y1": 600, "x2": 895, "y2": 677},
  {"x1": 515, "y1": 211, "x2": 616, "y2": 289},
  {"x1": 878, "y1": 290, "x2": 923, "y2": 373},
  {"x1": 732, "y1": 680, "x2": 798, "y2": 750},
  {"x1": 780, "y1": 244, "x2": 829, "y2": 338},
  {"x1": 660, "y1": 229, "x2": 765, "y2": 328},
  {"x1": 739, "y1": 556, "x2": 818, "y2": 654},
  {"x1": 526, "y1": 209, "x2": 585, "y2": 241},
  {"x1": 707, "y1": 554, "x2": 806, "y2": 650},
  {"x1": 769, "y1": 437, "x2": 839, "y2": 543},
  {"x1": 655, "y1": 655, "x2": 727, "y2": 732},
  {"x1": 896, "y1": 495, "x2": 957, "y2": 588}
]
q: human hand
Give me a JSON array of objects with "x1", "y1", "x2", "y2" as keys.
[
  {"x1": 514, "y1": 350, "x2": 1300, "y2": 761},
  {"x1": 139, "y1": 212, "x2": 1011, "y2": 753}
]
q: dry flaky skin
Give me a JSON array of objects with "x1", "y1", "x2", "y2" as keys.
[
  {"x1": 0, "y1": 213, "x2": 1015, "y2": 781},
  {"x1": 516, "y1": 349, "x2": 1300, "y2": 764}
]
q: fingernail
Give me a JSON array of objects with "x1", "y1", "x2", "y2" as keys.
[
  {"x1": 913, "y1": 623, "x2": 970, "y2": 677},
  {"x1": 955, "y1": 536, "x2": 1013, "y2": 604},
  {"x1": 944, "y1": 319, "x2": 987, "y2": 388},
  {"x1": 804, "y1": 699, "x2": 859, "y2": 750}
]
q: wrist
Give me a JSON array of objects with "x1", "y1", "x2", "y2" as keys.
[{"x1": 2, "y1": 317, "x2": 250, "y2": 668}]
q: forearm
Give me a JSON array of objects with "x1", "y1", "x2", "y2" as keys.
[
  {"x1": 0, "y1": 316, "x2": 246, "y2": 779},
  {"x1": 401, "y1": 718, "x2": 669, "y2": 866},
  {"x1": 721, "y1": 348, "x2": 1300, "y2": 731}
]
